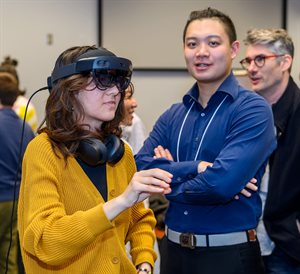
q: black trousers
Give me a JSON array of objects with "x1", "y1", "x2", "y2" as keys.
[{"x1": 160, "y1": 236, "x2": 265, "y2": 274}]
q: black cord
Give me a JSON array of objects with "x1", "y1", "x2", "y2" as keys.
[{"x1": 5, "y1": 86, "x2": 48, "y2": 274}]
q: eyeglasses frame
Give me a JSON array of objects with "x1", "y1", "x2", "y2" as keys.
[{"x1": 240, "y1": 54, "x2": 285, "y2": 70}]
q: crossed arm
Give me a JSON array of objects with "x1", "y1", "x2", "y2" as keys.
[{"x1": 153, "y1": 145, "x2": 258, "y2": 199}]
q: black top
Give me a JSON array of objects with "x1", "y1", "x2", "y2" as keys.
[
  {"x1": 263, "y1": 76, "x2": 300, "y2": 263},
  {"x1": 77, "y1": 159, "x2": 108, "y2": 201}
]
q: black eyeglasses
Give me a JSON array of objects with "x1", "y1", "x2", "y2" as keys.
[
  {"x1": 92, "y1": 69, "x2": 131, "y2": 92},
  {"x1": 240, "y1": 54, "x2": 284, "y2": 70}
]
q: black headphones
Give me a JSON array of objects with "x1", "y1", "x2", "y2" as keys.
[
  {"x1": 47, "y1": 47, "x2": 131, "y2": 166},
  {"x1": 77, "y1": 135, "x2": 125, "y2": 166}
]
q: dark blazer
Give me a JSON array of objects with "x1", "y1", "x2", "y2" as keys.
[{"x1": 264, "y1": 76, "x2": 300, "y2": 263}]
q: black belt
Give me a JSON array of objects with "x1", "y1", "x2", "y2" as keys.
[{"x1": 165, "y1": 226, "x2": 256, "y2": 249}]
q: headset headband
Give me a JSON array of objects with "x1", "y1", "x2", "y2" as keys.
[{"x1": 47, "y1": 53, "x2": 132, "y2": 89}]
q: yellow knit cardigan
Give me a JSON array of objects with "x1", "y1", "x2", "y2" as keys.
[{"x1": 18, "y1": 133, "x2": 156, "y2": 274}]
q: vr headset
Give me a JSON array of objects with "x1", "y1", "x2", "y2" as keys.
[{"x1": 47, "y1": 49, "x2": 133, "y2": 92}]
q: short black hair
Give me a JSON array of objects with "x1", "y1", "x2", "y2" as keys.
[{"x1": 183, "y1": 7, "x2": 237, "y2": 44}]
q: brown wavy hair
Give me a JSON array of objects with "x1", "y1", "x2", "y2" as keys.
[{"x1": 38, "y1": 45, "x2": 125, "y2": 160}]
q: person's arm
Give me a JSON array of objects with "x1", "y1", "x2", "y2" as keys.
[
  {"x1": 137, "y1": 96, "x2": 276, "y2": 205},
  {"x1": 165, "y1": 97, "x2": 276, "y2": 204},
  {"x1": 135, "y1": 108, "x2": 199, "y2": 182},
  {"x1": 103, "y1": 168, "x2": 172, "y2": 220},
  {"x1": 154, "y1": 145, "x2": 258, "y2": 199},
  {"x1": 19, "y1": 137, "x2": 172, "y2": 266}
]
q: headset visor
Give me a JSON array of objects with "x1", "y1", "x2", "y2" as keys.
[{"x1": 92, "y1": 69, "x2": 131, "y2": 92}]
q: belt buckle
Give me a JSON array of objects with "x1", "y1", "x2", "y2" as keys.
[{"x1": 179, "y1": 233, "x2": 196, "y2": 249}]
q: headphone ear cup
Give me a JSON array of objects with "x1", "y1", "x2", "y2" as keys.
[
  {"x1": 77, "y1": 138, "x2": 108, "y2": 166},
  {"x1": 104, "y1": 135, "x2": 125, "y2": 165}
]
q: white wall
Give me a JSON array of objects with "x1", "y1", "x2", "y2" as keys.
[
  {"x1": 102, "y1": 0, "x2": 283, "y2": 69},
  {"x1": 287, "y1": 0, "x2": 300, "y2": 86},
  {"x1": 131, "y1": 70, "x2": 194, "y2": 133},
  {"x1": 0, "y1": 0, "x2": 299, "y2": 134},
  {"x1": 0, "y1": 0, "x2": 98, "y2": 127}
]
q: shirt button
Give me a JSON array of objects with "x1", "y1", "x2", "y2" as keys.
[
  {"x1": 112, "y1": 257, "x2": 119, "y2": 264},
  {"x1": 177, "y1": 177, "x2": 182, "y2": 182},
  {"x1": 184, "y1": 210, "x2": 188, "y2": 215},
  {"x1": 201, "y1": 113, "x2": 205, "y2": 117}
]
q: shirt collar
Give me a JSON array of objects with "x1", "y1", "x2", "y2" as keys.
[{"x1": 183, "y1": 72, "x2": 240, "y2": 106}]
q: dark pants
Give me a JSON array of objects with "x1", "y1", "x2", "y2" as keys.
[
  {"x1": 263, "y1": 246, "x2": 300, "y2": 274},
  {"x1": 160, "y1": 236, "x2": 265, "y2": 274}
]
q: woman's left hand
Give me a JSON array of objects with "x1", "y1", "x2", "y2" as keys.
[
  {"x1": 136, "y1": 262, "x2": 152, "y2": 274},
  {"x1": 121, "y1": 168, "x2": 172, "y2": 208}
]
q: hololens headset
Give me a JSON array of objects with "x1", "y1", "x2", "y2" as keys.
[
  {"x1": 47, "y1": 48, "x2": 133, "y2": 166},
  {"x1": 47, "y1": 48, "x2": 133, "y2": 92}
]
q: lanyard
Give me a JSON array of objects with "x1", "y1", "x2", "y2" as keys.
[{"x1": 176, "y1": 95, "x2": 228, "y2": 162}]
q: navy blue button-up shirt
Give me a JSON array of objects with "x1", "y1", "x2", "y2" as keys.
[{"x1": 135, "y1": 73, "x2": 276, "y2": 234}]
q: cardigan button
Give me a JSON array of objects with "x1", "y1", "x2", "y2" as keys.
[
  {"x1": 112, "y1": 257, "x2": 119, "y2": 264},
  {"x1": 110, "y1": 189, "x2": 116, "y2": 196}
]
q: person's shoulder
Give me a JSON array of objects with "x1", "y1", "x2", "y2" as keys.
[
  {"x1": 27, "y1": 132, "x2": 51, "y2": 152},
  {"x1": 238, "y1": 86, "x2": 269, "y2": 106},
  {"x1": 25, "y1": 133, "x2": 67, "y2": 168},
  {"x1": 290, "y1": 78, "x2": 300, "y2": 107},
  {"x1": 122, "y1": 141, "x2": 135, "y2": 160},
  {"x1": 230, "y1": 88, "x2": 273, "y2": 120},
  {"x1": 156, "y1": 102, "x2": 187, "y2": 126},
  {"x1": 132, "y1": 113, "x2": 145, "y2": 127},
  {"x1": 117, "y1": 141, "x2": 136, "y2": 173},
  {"x1": 132, "y1": 112, "x2": 141, "y2": 122},
  {"x1": 163, "y1": 102, "x2": 185, "y2": 114},
  {"x1": 23, "y1": 122, "x2": 35, "y2": 140},
  {"x1": 122, "y1": 139, "x2": 133, "y2": 155}
]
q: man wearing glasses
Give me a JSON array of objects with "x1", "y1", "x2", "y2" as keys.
[{"x1": 241, "y1": 28, "x2": 300, "y2": 273}]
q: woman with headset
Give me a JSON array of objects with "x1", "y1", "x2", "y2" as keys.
[{"x1": 17, "y1": 46, "x2": 172, "y2": 274}]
